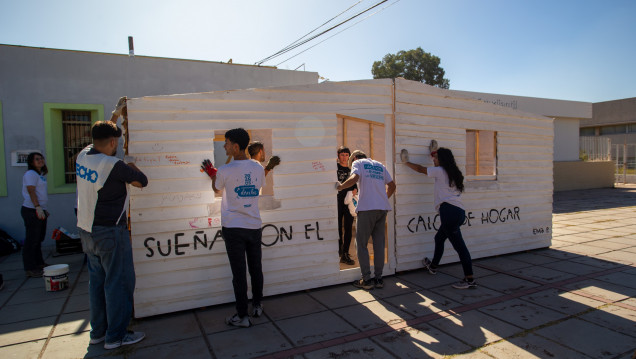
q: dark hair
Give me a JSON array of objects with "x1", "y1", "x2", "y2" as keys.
[
  {"x1": 436, "y1": 147, "x2": 464, "y2": 192},
  {"x1": 225, "y1": 128, "x2": 250, "y2": 150},
  {"x1": 91, "y1": 121, "x2": 122, "y2": 140},
  {"x1": 27, "y1": 152, "x2": 48, "y2": 175},
  {"x1": 337, "y1": 146, "x2": 350, "y2": 155},
  {"x1": 247, "y1": 141, "x2": 264, "y2": 158}
]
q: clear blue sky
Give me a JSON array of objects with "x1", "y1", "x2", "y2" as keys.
[{"x1": 1, "y1": 0, "x2": 634, "y2": 102}]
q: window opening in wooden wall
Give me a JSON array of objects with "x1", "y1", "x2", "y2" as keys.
[
  {"x1": 466, "y1": 130, "x2": 497, "y2": 180},
  {"x1": 213, "y1": 129, "x2": 274, "y2": 198},
  {"x1": 62, "y1": 110, "x2": 92, "y2": 183}
]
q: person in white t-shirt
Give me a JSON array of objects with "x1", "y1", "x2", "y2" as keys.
[
  {"x1": 205, "y1": 128, "x2": 266, "y2": 328},
  {"x1": 20, "y1": 152, "x2": 49, "y2": 278},
  {"x1": 403, "y1": 147, "x2": 476, "y2": 289},
  {"x1": 337, "y1": 150, "x2": 396, "y2": 290}
]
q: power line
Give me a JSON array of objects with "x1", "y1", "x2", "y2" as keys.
[
  {"x1": 275, "y1": 0, "x2": 401, "y2": 67},
  {"x1": 255, "y1": 0, "x2": 388, "y2": 66}
]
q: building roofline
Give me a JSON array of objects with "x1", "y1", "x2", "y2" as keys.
[{"x1": 0, "y1": 43, "x2": 280, "y2": 70}]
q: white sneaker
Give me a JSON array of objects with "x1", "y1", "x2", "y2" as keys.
[
  {"x1": 452, "y1": 278, "x2": 477, "y2": 289},
  {"x1": 251, "y1": 304, "x2": 264, "y2": 318},
  {"x1": 89, "y1": 335, "x2": 105, "y2": 345},
  {"x1": 104, "y1": 331, "x2": 145, "y2": 350},
  {"x1": 225, "y1": 313, "x2": 251, "y2": 328}
]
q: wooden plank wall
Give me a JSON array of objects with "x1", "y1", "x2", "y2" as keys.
[
  {"x1": 127, "y1": 80, "x2": 394, "y2": 317},
  {"x1": 393, "y1": 78, "x2": 553, "y2": 272}
]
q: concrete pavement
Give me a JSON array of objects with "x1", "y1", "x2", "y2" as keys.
[{"x1": 1, "y1": 185, "x2": 635, "y2": 358}]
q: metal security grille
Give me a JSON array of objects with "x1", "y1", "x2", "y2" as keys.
[{"x1": 62, "y1": 111, "x2": 92, "y2": 183}]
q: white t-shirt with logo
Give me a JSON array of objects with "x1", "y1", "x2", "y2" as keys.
[
  {"x1": 351, "y1": 158, "x2": 392, "y2": 212},
  {"x1": 215, "y1": 159, "x2": 266, "y2": 229},
  {"x1": 426, "y1": 166, "x2": 464, "y2": 211},
  {"x1": 22, "y1": 170, "x2": 48, "y2": 209}
]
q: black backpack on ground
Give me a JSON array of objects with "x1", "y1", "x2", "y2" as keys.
[{"x1": 0, "y1": 229, "x2": 21, "y2": 256}]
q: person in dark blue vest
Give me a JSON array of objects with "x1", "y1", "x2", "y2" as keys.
[{"x1": 76, "y1": 98, "x2": 148, "y2": 349}]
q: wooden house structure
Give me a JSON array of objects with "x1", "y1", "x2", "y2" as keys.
[{"x1": 127, "y1": 78, "x2": 553, "y2": 318}]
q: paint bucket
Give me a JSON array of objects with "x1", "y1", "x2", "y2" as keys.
[{"x1": 43, "y1": 264, "x2": 69, "y2": 292}]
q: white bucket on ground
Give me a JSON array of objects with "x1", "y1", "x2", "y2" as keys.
[{"x1": 43, "y1": 264, "x2": 69, "y2": 292}]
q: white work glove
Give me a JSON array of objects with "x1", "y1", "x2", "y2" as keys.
[
  {"x1": 400, "y1": 149, "x2": 409, "y2": 163},
  {"x1": 429, "y1": 139, "x2": 439, "y2": 156},
  {"x1": 112, "y1": 97, "x2": 127, "y2": 116},
  {"x1": 35, "y1": 206, "x2": 46, "y2": 220}
]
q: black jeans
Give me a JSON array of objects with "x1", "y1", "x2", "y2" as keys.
[
  {"x1": 21, "y1": 206, "x2": 47, "y2": 271},
  {"x1": 337, "y1": 198, "x2": 354, "y2": 256},
  {"x1": 432, "y1": 202, "x2": 473, "y2": 277},
  {"x1": 222, "y1": 227, "x2": 264, "y2": 317}
]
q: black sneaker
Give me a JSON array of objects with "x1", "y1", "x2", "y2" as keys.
[
  {"x1": 340, "y1": 254, "x2": 354, "y2": 265},
  {"x1": 374, "y1": 278, "x2": 384, "y2": 289},
  {"x1": 452, "y1": 278, "x2": 477, "y2": 289},
  {"x1": 422, "y1": 257, "x2": 437, "y2": 275},
  {"x1": 352, "y1": 279, "x2": 374, "y2": 290}
]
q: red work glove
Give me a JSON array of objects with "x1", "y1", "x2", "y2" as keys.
[{"x1": 200, "y1": 159, "x2": 217, "y2": 179}]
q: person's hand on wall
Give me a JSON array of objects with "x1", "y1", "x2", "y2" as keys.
[
  {"x1": 201, "y1": 159, "x2": 217, "y2": 179},
  {"x1": 265, "y1": 156, "x2": 281, "y2": 171},
  {"x1": 112, "y1": 97, "x2": 127, "y2": 117},
  {"x1": 400, "y1": 149, "x2": 409, "y2": 163}
]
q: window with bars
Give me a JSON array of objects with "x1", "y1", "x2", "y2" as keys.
[
  {"x1": 62, "y1": 111, "x2": 92, "y2": 183},
  {"x1": 466, "y1": 130, "x2": 497, "y2": 180}
]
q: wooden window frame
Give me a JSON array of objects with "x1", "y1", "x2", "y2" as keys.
[{"x1": 466, "y1": 129, "x2": 497, "y2": 181}]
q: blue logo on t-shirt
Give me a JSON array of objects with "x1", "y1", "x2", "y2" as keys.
[
  {"x1": 76, "y1": 164, "x2": 99, "y2": 183},
  {"x1": 234, "y1": 173, "x2": 259, "y2": 197},
  {"x1": 363, "y1": 163, "x2": 384, "y2": 180}
]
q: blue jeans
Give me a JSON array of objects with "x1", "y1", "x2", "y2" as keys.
[
  {"x1": 21, "y1": 206, "x2": 47, "y2": 271},
  {"x1": 432, "y1": 202, "x2": 473, "y2": 277},
  {"x1": 222, "y1": 227, "x2": 263, "y2": 318},
  {"x1": 79, "y1": 223, "x2": 135, "y2": 343},
  {"x1": 355, "y1": 210, "x2": 388, "y2": 281}
]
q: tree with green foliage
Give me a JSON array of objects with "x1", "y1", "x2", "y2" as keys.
[{"x1": 371, "y1": 47, "x2": 450, "y2": 89}]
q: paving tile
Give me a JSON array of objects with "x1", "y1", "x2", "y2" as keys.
[
  {"x1": 397, "y1": 271, "x2": 460, "y2": 289},
  {"x1": 482, "y1": 332, "x2": 591, "y2": 359},
  {"x1": 308, "y1": 283, "x2": 376, "y2": 309},
  {"x1": 334, "y1": 298, "x2": 413, "y2": 331},
  {"x1": 569, "y1": 256, "x2": 626, "y2": 269},
  {"x1": 0, "y1": 339, "x2": 46, "y2": 359},
  {"x1": 478, "y1": 298, "x2": 566, "y2": 329},
  {"x1": 261, "y1": 292, "x2": 327, "y2": 320},
  {"x1": 304, "y1": 338, "x2": 393, "y2": 359},
  {"x1": 562, "y1": 278, "x2": 636, "y2": 302},
  {"x1": 368, "y1": 276, "x2": 422, "y2": 299},
  {"x1": 584, "y1": 240, "x2": 635, "y2": 250},
  {"x1": 275, "y1": 311, "x2": 358, "y2": 346},
  {"x1": 383, "y1": 290, "x2": 459, "y2": 317},
  {"x1": 52, "y1": 310, "x2": 91, "y2": 337},
  {"x1": 594, "y1": 271, "x2": 636, "y2": 289},
  {"x1": 557, "y1": 243, "x2": 613, "y2": 256},
  {"x1": 208, "y1": 322, "x2": 293, "y2": 358},
  {"x1": 448, "y1": 350, "x2": 496, "y2": 359},
  {"x1": 578, "y1": 304, "x2": 636, "y2": 337},
  {"x1": 596, "y1": 250, "x2": 636, "y2": 264},
  {"x1": 428, "y1": 309, "x2": 522, "y2": 347},
  {"x1": 433, "y1": 262, "x2": 497, "y2": 279},
  {"x1": 0, "y1": 316, "x2": 54, "y2": 346},
  {"x1": 520, "y1": 288, "x2": 605, "y2": 315},
  {"x1": 474, "y1": 273, "x2": 542, "y2": 293},
  {"x1": 475, "y1": 256, "x2": 534, "y2": 272},
  {"x1": 503, "y1": 252, "x2": 561, "y2": 266},
  {"x1": 373, "y1": 323, "x2": 471, "y2": 358},
  {"x1": 535, "y1": 249, "x2": 581, "y2": 260},
  {"x1": 541, "y1": 259, "x2": 606, "y2": 276},
  {"x1": 6, "y1": 284, "x2": 71, "y2": 305},
  {"x1": 604, "y1": 236, "x2": 636, "y2": 245},
  {"x1": 0, "y1": 297, "x2": 65, "y2": 324},
  {"x1": 129, "y1": 337, "x2": 212, "y2": 359},
  {"x1": 433, "y1": 284, "x2": 503, "y2": 305},
  {"x1": 534, "y1": 318, "x2": 635, "y2": 358},
  {"x1": 41, "y1": 331, "x2": 110, "y2": 359},
  {"x1": 130, "y1": 311, "x2": 201, "y2": 349},
  {"x1": 63, "y1": 293, "x2": 90, "y2": 313}
]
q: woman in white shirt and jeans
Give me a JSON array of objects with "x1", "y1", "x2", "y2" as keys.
[
  {"x1": 403, "y1": 147, "x2": 476, "y2": 289},
  {"x1": 21, "y1": 152, "x2": 49, "y2": 277}
]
